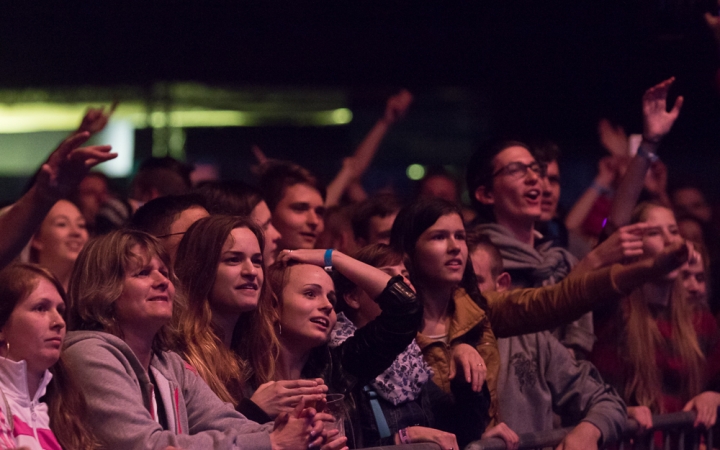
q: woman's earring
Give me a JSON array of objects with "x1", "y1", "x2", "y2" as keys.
[{"x1": 279, "y1": 323, "x2": 282, "y2": 336}]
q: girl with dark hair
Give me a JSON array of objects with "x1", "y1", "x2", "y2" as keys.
[
  {"x1": 173, "y1": 215, "x2": 327, "y2": 423},
  {"x1": 0, "y1": 263, "x2": 98, "y2": 450},
  {"x1": 63, "y1": 229, "x2": 332, "y2": 450},
  {"x1": 389, "y1": 197, "x2": 699, "y2": 446}
]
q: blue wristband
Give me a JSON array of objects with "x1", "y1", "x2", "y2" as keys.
[{"x1": 324, "y1": 249, "x2": 334, "y2": 272}]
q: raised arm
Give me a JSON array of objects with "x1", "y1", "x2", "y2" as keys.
[
  {"x1": 565, "y1": 155, "x2": 619, "y2": 232},
  {"x1": 324, "y1": 90, "x2": 413, "y2": 207},
  {"x1": 278, "y1": 248, "x2": 393, "y2": 299},
  {"x1": 487, "y1": 240, "x2": 692, "y2": 337},
  {"x1": 605, "y1": 78, "x2": 683, "y2": 234},
  {"x1": 278, "y1": 248, "x2": 422, "y2": 384},
  {"x1": 0, "y1": 132, "x2": 115, "y2": 269}
]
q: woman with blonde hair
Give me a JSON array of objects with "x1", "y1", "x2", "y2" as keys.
[
  {"x1": 173, "y1": 215, "x2": 327, "y2": 423},
  {"x1": 63, "y1": 229, "x2": 334, "y2": 450},
  {"x1": 592, "y1": 202, "x2": 720, "y2": 429}
]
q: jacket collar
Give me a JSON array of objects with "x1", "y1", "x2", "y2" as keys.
[
  {"x1": 0, "y1": 358, "x2": 53, "y2": 404},
  {"x1": 416, "y1": 288, "x2": 487, "y2": 350}
]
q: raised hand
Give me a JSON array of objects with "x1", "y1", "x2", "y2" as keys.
[
  {"x1": 77, "y1": 102, "x2": 118, "y2": 135},
  {"x1": 36, "y1": 132, "x2": 116, "y2": 199},
  {"x1": 449, "y1": 343, "x2": 487, "y2": 392},
  {"x1": 642, "y1": 77, "x2": 684, "y2": 144},
  {"x1": 250, "y1": 378, "x2": 328, "y2": 418},
  {"x1": 598, "y1": 119, "x2": 629, "y2": 158},
  {"x1": 383, "y1": 89, "x2": 413, "y2": 124}
]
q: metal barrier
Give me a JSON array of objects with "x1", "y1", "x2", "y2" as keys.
[{"x1": 465, "y1": 411, "x2": 714, "y2": 450}]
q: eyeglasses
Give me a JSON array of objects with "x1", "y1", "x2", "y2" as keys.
[{"x1": 492, "y1": 161, "x2": 546, "y2": 179}]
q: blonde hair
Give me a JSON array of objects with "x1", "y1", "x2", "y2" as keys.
[
  {"x1": 623, "y1": 202, "x2": 706, "y2": 411},
  {"x1": 67, "y1": 230, "x2": 181, "y2": 353}
]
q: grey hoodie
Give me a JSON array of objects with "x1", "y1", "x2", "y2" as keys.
[{"x1": 63, "y1": 331, "x2": 273, "y2": 450}]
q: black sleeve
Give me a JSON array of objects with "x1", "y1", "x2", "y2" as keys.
[
  {"x1": 337, "y1": 276, "x2": 423, "y2": 386},
  {"x1": 236, "y1": 398, "x2": 273, "y2": 424}
]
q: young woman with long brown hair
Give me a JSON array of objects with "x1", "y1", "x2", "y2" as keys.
[
  {"x1": 63, "y1": 229, "x2": 334, "y2": 450},
  {"x1": 173, "y1": 215, "x2": 328, "y2": 423},
  {"x1": 591, "y1": 202, "x2": 720, "y2": 429}
]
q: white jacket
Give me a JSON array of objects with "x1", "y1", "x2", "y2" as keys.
[{"x1": 0, "y1": 359, "x2": 60, "y2": 450}]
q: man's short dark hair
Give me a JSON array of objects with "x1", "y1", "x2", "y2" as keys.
[
  {"x1": 129, "y1": 194, "x2": 206, "y2": 237},
  {"x1": 466, "y1": 228, "x2": 504, "y2": 279},
  {"x1": 257, "y1": 160, "x2": 325, "y2": 212},
  {"x1": 351, "y1": 194, "x2": 402, "y2": 243}
]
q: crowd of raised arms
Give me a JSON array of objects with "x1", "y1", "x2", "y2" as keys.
[{"x1": 0, "y1": 74, "x2": 718, "y2": 450}]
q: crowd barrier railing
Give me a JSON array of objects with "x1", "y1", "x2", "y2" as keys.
[{"x1": 464, "y1": 411, "x2": 713, "y2": 450}]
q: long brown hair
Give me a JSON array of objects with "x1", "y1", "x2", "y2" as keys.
[
  {"x1": 623, "y1": 202, "x2": 705, "y2": 411},
  {"x1": 240, "y1": 261, "x2": 299, "y2": 388},
  {"x1": 174, "y1": 215, "x2": 276, "y2": 404},
  {"x1": 0, "y1": 263, "x2": 100, "y2": 450}
]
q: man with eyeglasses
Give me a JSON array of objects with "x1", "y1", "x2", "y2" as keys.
[{"x1": 466, "y1": 140, "x2": 594, "y2": 359}]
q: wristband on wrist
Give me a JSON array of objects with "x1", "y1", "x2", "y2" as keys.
[
  {"x1": 324, "y1": 249, "x2": 334, "y2": 272},
  {"x1": 637, "y1": 145, "x2": 660, "y2": 163},
  {"x1": 398, "y1": 428, "x2": 411, "y2": 445}
]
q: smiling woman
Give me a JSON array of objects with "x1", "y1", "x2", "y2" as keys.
[
  {"x1": 29, "y1": 199, "x2": 89, "y2": 291},
  {"x1": 62, "y1": 229, "x2": 330, "y2": 450}
]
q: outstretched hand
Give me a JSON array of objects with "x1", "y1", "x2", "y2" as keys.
[
  {"x1": 77, "y1": 102, "x2": 118, "y2": 135},
  {"x1": 36, "y1": 131, "x2": 116, "y2": 199},
  {"x1": 586, "y1": 223, "x2": 649, "y2": 269},
  {"x1": 383, "y1": 89, "x2": 413, "y2": 124},
  {"x1": 652, "y1": 240, "x2": 696, "y2": 276},
  {"x1": 642, "y1": 77, "x2": 683, "y2": 144}
]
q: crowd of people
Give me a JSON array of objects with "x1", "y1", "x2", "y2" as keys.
[{"x1": 0, "y1": 75, "x2": 716, "y2": 450}]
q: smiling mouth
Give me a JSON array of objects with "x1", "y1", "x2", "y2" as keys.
[
  {"x1": 148, "y1": 296, "x2": 169, "y2": 302},
  {"x1": 310, "y1": 317, "x2": 330, "y2": 328},
  {"x1": 236, "y1": 283, "x2": 258, "y2": 291}
]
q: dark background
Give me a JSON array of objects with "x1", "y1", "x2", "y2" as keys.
[{"x1": 2, "y1": 2, "x2": 719, "y2": 207}]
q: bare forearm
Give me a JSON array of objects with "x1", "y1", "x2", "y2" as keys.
[
  {"x1": 352, "y1": 119, "x2": 391, "y2": 174},
  {"x1": 607, "y1": 147, "x2": 655, "y2": 232},
  {"x1": 0, "y1": 186, "x2": 58, "y2": 269},
  {"x1": 565, "y1": 187, "x2": 602, "y2": 231}
]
